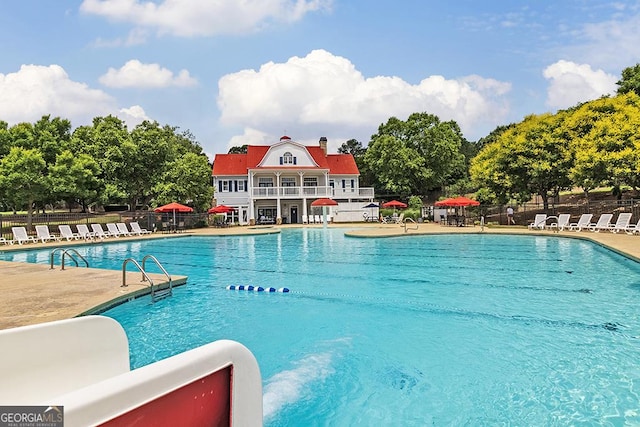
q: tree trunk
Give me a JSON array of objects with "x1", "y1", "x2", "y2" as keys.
[{"x1": 26, "y1": 198, "x2": 34, "y2": 232}]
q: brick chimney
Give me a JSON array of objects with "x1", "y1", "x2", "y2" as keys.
[{"x1": 319, "y1": 136, "x2": 327, "y2": 155}]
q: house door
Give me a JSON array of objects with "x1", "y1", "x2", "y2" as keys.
[{"x1": 290, "y1": 206, "x2": 298, "y2": 224}]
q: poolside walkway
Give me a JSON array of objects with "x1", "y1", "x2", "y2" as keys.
[{"x1": 1, "y1": 223, "x2": 639, "y2": 330}]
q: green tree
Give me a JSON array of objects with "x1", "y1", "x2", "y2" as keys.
[
  {"x1": 228, "y1": 145, "x2": 248, "y2": 154},
  {"x1": 0, "y1": 147, "x2": 47, "y2": 227},
  {"x1": 49, "y1": 150, "x2": 101, "y2": 212},
  {"x1": 365, "y1": 113, "x2": 465, "y2": 196},
  {"x1": 153, "y1": 152, "x2": 214, "y2": 211},
  {"x1": 617, "y1": 64, "x2": 640, "y2": 96},
  {"x1": 470, "y1": 113, "x2": 573, "y2": 208}
]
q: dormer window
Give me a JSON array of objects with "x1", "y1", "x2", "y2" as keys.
[{"x1": 280, "y1": 152, "x2": 297, "y2": 165}]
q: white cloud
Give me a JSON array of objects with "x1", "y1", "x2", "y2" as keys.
[
  {"x1": 542, "y1": 60, "x2": 618, "y2": 109},
  {"x1": 80, "y1": 0, "x2": 332, "y2": 38},
  {"x1": 569, "y1": 13, "x2": 640, "y2": 70},
  {"x1": 119, "y1": 105, "x2": 150, "y2": 126},
  {"x1": 217, "y1": 49, "x2": 512, "y2": 143},
  {"x1": 0, "y1": 64, "x2": 151, "y2": 129},
  {"x1": 99, "y1": 59, "x2": 197, "y2": 88},
  {"x1": 227, "y1": 127, "x2": 272, "y2": 151}
]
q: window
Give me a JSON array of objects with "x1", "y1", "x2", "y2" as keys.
[
  {"x1": 237, "y1": 180, "x2": 246, "y2": 191},
  {"x1": 222, "y1": 181, "x2": 229, "y2": 191},
  {"x1": 282, "y1": 177, "x2": 296, "y2": 187},
  {"x1": 258, "y1": 177, "x2": 273, "y2": 187},
  {"x1": 279, "y1": 152, "x2": 297, "y2": 165},
  {"x1": 303, "y1": 177, "x2": 318, "y2": 187}
]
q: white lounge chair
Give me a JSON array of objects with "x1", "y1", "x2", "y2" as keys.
[
  {"x1": 528, "y1": 214, "x2": 547, "y2": 230},
  {"x1": 608, "y1": 213, "x2": 632, "y2": 233},
  {"x1": 568, "y1": 214, "x2": 593, "y2": 231},
  {"x1": 302, "y1": 215, "x2": 308, "y2": 224},
  {"x1": 130, "y1": 222, "x2": 151, "y2": 235},
  {"x1": 588, "y1": 213, "x2": 613, "y2": 232},
  {"x1": 58, "y1": 225, "x2": 81, "y2": 241},
  {"x1": 394, "y1": 213, "x2": 405, "y2": 224},
  {"x1": 91, "y1": 223, "x2": 113, "y2": 238},
  {"x1": 117, "y1": 223, "x2": 132, "y2": 236},
  {"x1": 35, "y1": 225, "x2": 60, "y2": 243},
  {"x1": 106, "y1": 223, "x2": 122, "y2": 237},
  {"x1": 549, "y1": 214, "x2": 570, "y2": 231},
  {"x1": 0, "y1": 236, "x2": 13, "y2": 245},
  {"x1": 625, "y1": 219, "x2": 640, "y2": 235},
  {"x1": 308, "y1": 215, "x2": 314, "y2": 224},
  {"x1": 314, "y1": 215, "x2": 321, "y2": 224},
  {"x1": 76, "y1": 224, "x2": 96, "y2": 240},
  {"x1": 11, "y1": 227, "x2": 37, "y2": 245}
]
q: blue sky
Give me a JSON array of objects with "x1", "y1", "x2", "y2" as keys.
[{"x1": 0, "y1": 1, "x2": 637, "y2": 157}]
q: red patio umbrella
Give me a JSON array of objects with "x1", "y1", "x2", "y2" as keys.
[
  {"x1": 311, "y1": 198, "x2": 339, "y2": 207},
  {"x1": 154, "y1": 202, "x2": 193, "y2": 228},
  {"x1": 154, "y1": 202, "x2": 194, "y2": 213},
  {"x1": 311, "y1": 198, "x2": 338, "y2": 227},
  {"x1": 434, "y1": 196, "x2": 479, "y2": 207},
  {"x1": 208, "y1": 205, "x2": 235, "y2": 214},
  {"x1": 382, "y1": 200, "x2": 408, "y2": 209}
]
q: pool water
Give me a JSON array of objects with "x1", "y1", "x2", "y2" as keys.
[{"x1": 4, "y1": 229, "x2": 640, "y2": 425}]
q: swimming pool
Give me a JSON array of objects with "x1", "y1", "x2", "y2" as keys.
[{"x1": 4, "y1": 229, "x2": 640, "y2": 425}]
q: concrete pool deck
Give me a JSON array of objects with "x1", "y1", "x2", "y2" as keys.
[{"x1": 1, "y1": 222, "x2": 639, "y2": 330}]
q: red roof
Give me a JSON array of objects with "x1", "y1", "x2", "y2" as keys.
[{"x1": 212, "y1": 144, "x2": 359, "y2": 175}]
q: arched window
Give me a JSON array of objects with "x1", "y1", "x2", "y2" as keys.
[{"x1": 283, "y1": 152, "x2": 293, "y2": 164}]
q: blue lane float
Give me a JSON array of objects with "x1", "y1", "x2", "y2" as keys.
[{"x1": 226, "y1": 285, "x2": 290, "y2": 293}]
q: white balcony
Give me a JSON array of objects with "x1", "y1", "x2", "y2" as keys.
[{"x1": 250, "y1": 186, "x2": 374, "y2": 199}]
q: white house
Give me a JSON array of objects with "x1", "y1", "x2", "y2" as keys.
[{"x1": 212, "y1": 136, "x2": 375, "y2": 224}]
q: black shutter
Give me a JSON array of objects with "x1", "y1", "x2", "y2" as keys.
[
  {"x1": 244, "y1": 180, "x2": 248, "y2": 191},
  {"x1": 280, "y1": 157, "x2": 283, "y2": 165},
  {"x1": 293, "y1": 157, "x2": 297, "y2": 165},
  {"x1": 234, "y1": 180, "x2": 238, "y2": 192},
  {"x1": 218, "y1": 181, "x2": 222, "y2": 192}
]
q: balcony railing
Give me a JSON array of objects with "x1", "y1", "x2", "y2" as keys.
[{"x1": 250, "y1": 186, "x2": 374, "y2": 199}]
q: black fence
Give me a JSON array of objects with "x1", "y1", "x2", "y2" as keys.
[
  {"x1": 0, "y1": 211, "x2": 210, "y2": 240},
  {"x1": 478, "y1": 199, "x2": 640, "y2": 226}
]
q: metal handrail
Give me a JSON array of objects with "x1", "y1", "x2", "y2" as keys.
[
  {"x1": 50, "y1": 248, "x2": 89, "y2": 270},
  {"x1": 142, "y1": 255, "x2": 173, "y2": 301},
  {"x1": 403, "y1": 218, "x2": 419, "y2": 233},
  {"x1": 62, "y1": 249, "x2": 89, "y2": 270},
  {"x1": 123, "y1": 255, "x2": 173, "y2": 302},
  {"x1": 122, "y1": 258, "x2": 154, "y2": 288}
]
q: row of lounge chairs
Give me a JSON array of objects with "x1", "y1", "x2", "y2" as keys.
[
  {"x1": 3, "y1": 222, "x2": 152, "y2": 245},
  {"x1": 302, "y1": 215, "x2": 332, "y2": 224},
  {"x1": 528, "y1": 213, "x2": 640, "y2": 234}
]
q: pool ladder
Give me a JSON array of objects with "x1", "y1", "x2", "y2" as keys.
[
  {"x1": 402, "y1": 218, "x2": 419, "y2": 233},
  {"x1": 50, "y1": 248, "x2": 89, "y2": 270},
  {"x1": 122, "y1": 255, "x2": 173, "y2": 303}
]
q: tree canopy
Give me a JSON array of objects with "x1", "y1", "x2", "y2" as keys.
[
  {"x1": 0, "y1": 115, "x2": 212, "y2": 216},
  {"x1": 364, "y1": 113, "x2": 466, "y2": 197}
]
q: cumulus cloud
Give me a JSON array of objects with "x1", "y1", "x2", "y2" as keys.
[
  {"x1": 119, "y1": 105, "x2": 150, "y2": 126},
  {"x1": 99, "y1": 59, "x2": 197, "y2": 88},
  {"x1": 217, "y1": 49, "x2": 512, "y2": 144},
  {"x1": 80, "y1": 0, "x2": 332, "y2": 37},
  {"x1": 0, "y1": 64, "x2": 150, "y2": 128},
  {"x1": 543, "y1": 60, "x2": 618, "y2": 109}
]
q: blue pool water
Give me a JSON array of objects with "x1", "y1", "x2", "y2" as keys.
[{"x1": 4, "y1": 229, "x2": 640, "y2": 425}]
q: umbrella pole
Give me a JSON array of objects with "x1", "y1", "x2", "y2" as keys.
[{"x1": 322, "y1": 206, "x2": 327, "y2": 228}]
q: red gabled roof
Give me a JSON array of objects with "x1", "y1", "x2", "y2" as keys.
[
  {"x1": 326, "y1": 153, "x2": 359, "y2": 175},
  {"x1": 211, "y1": 153, "x2": 248, "y2": 175},
  {"x1": 212, "y1": 144, "x2": 359, "y2": 175}
]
